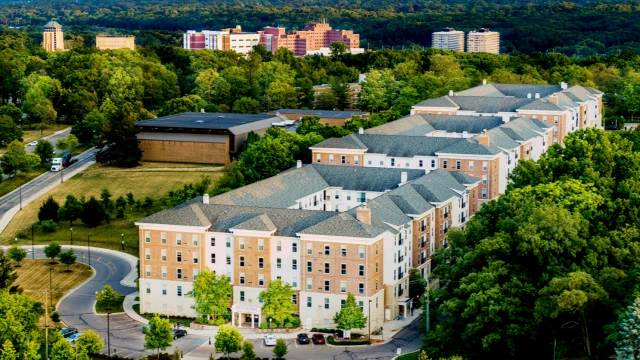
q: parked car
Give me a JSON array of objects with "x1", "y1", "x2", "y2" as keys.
[
  {"x1": 297, "y1": 333, "x2": 310, "y2": 345},
  {"x1": 264, "y1": 335, "x2": 277, "y2": 346},
  {"x1": 312, "y1": 334, "x2": 326, "y2": 345},
  {"x1": 60, "y1": 327, "x2": 78, "y2": 338},
  {"x1": 28, "y1": 141, "x2": 38, "y2": 146},
  {"x1": 172, "y1": 329, "x2": 187, "y2": 339},
  {"x1": 61, "y1": 152, "x2": 77, "y2": 167},
  {"x1": 65, "y1": 333, "x2": 81, "y2": 343}
]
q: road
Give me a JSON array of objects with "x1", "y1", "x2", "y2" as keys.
[
  {"x1": 0, "y1": 148, "x2": 97, "y2": 218},
  {"x1": 28, "y1": 246, "x2": 208, "y2": 359},
  {"x1": 25, "y1": 128, "x2": 72, "y2": 155}
]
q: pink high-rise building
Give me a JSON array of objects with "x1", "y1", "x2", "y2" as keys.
[{"x1": 259, "y1": 22, "x2": 360, "y2": 56}]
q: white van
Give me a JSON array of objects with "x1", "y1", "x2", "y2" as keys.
[{"x1": 51, "y1": 158, "x2": 62, "y2": 172}]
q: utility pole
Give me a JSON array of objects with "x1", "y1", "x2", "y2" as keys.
[
  {"x1": 49, "y1": 268, "x2": 53, "y2": 307},
  {"x1": 425, "y1": 277, "x2": 430, "y2": 335},
  {"x1": 31, "y1": 225, "x2": 35, "y2": 259},
  {"x1": 44, "y1": 290, "x2": 49, "y2": 360},
  {"x1": 107, "y1": 313, "x2": 111, "y2": 357},
  {"x1": 87, "y1": 235, "x2": 91, "y2": 267},
  {"x1": 368, "y1": 300, "x2": 372, "y2": 341}
]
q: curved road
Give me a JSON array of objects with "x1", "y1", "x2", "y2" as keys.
[{"x1": 29, "y1": 246, "x2": 208, "y2": 359}]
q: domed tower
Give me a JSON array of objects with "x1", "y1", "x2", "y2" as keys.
[{"x1": 43, "y1": 20, "x2": 64, "y2": 52}]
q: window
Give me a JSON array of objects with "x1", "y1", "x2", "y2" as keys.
[
  {"x1": 239, "y1": 256, "x2": 245, "y2": 267},
  {"x1": 431, "y1": 159, "x2": 436, "y2": 168},
  {"x1": 239, "y1": 239, "x2": 245, "y2": 250},
  {"x1": 554, "y1": 116, "x2": 559, "y2": 124},
  {"x1": 211, "y1": 254, "x2": 216, "y2": 263},
  {"x1": 292, "y1": 243, "x2": 297, "y2": 253},
  {"x1": 276, "y1": 258, "x2": 282, "y2": 269},
  {"x1": 239, "y1": 272, "x2": 245, "y2": 284},
  {"x1": 324, "y1": 263, "x2": 330, "y2": 274},
  {"x1": 226, "y1": 238, "x2": 231, "y2": 248},
  {"x1": 482, "y1": 189, "x2": 487, "y2": 198},
  {"x1": 554, "y1": 128, "x2": 558, "y2": 135},
  {"x1": 192, "y1": 235, "x2": 198, "y2": 246},
  {"x1": 324, "y1": 245, "x2": 330, "y2": 256},
  {"x1": 258, "y1": 239, "x2": 264, "y2": 251},
  {"x1": 324, "y1": 280, "x2": 330, "y2": 292},
  {"x1": 161, "y1": 266, "x2": 167, "y2": 279},
  {"x1": 354, "y1": 156, "x2": 359, "y2": 165},
  {"x1": 359, "y1": 301, "x2": 364, "y2": 311},
  {"x1": 341, "y1": 263, "x2": 347, "y2": 275},
  {"x1": 419, "y1": 160, "x2": 423, "y2": 167},
  {"x1": 469, "y1": 161, "x2": 474, "y2": 170},
  {"x1": 226, "y1": 255, "x2": 231, "y2": 265},
  {"x1": 376, "y1": 261, "x2": 379, "y2": 273},
  {"x1": 341, "y1": 299, "x2": 346, "y2": 308},
  {"x1": 307, "y1": 278, "x2": 313, "y2": 290},
  {"x1": 176, "y1": 234, "x2": 182, "y2": 246},
  {"x1": 210, "y1": 237, "x2": 216, "y2": 247},
  {"x1": 307, "y1": 297, "x2": 312, "y2": 307},
  {"x1": 307, "y1": 243, "x2": 313, "y2": 255},
  {"x1": 176, "y1": 268, "x2": 182, "y2": 280},
  {"x1": 240, "y1": 291, "x2": 245, "y2": 302},
  {"x1": 482, "y1": 175, "x2": 487, "y2": 185},
  {"x1": 145, "y1": 249, "x2": 151, "y2": 260},
  {"x1": 324, "y1": 298, "x2": 330, "y2": 309},
  {"x1": 292, "y1": 294, "x2": 298, "y2": 304},
  {"x1": 380, "y1": 160, "x2": 384, "y2": 166},
  {"x1": 442, "y1": 160, "x2": 448, "y2": 169},
  {"x1": 329, "y1": 155, "x2": 334, "y2": 164},
  {"x1": 406, "y1": 162, "x2": 410, "y2": 167},
  {"x1": 193, "y1": 253, "x2": 198, "y2": 264},
  {"x1": 193, "y1": 269, "x2": 199, "y2": 280},
  {"x1": 390, "y1": 158, "x2": 395, "y2": 166},
  {"x1": 258, "y1": 275, "x2": 264, "y2": 286},
  {"x1": 258, "y1": 257, "x2": 264, "y2": 269},
  {"x1": 161, "y1": 233, "x2": 166, "y2": 244},
  {"x1": 176, "y1": 251, "x2": 182, "y2": 262},
  {"x1": 161, "y1": 250, "x2": 167, "y2": 262},
  {"x1": 177, "y1": 286, "x2": 183, "y2": 297},
  {"x1": 347, "y1": 193, "x2": 351, "y2": 201},
  {"x1": 307, "y1": 261, "x2": 313, "y2": 273},
  {"x1": 145, "y1": 232, "x2": 150, "y2": 243},
  {"x1": 292, "y1": 260, "x2": 297, "y2": 270},
  {"x1": 376, "y1": 244, "x2": 379, "y2": 255},
  {"x1": 358, "y1": 246, "x2": 365, "y2": 259},
  {"x1": 340, "y1": 281, "x2": 347, "y2": 293},
  {"x1": 145, "y1": 265, "x2": 151, "y2": 277},
  {"x1": 162, "y1": 285, "x2": 167, "y2": 295},
  {"x1": 341, "y1": 246, "x2": 347, "y2": 257},
  {"x1": 359, "y1": 265, "x2": 365, "y2": 276},
  {"x1": 483, "y1": 162, "x2": 488, "y2": 171},
  {"x1": 276, "y1": 240, "x2": 282, "y2": 251},
  {"x1": 456, "y1": 160, "x2": 461, "y2": 170},
  {"x1": 359, "y1": 283, "x2": 364, "y2": 294},
  {"x1": 341, "y1": 155, "x2": 346, "y2": 164},
  {"x1": 146, "y1": 284, "x2": 151, "y2": 294},
  {"x1": 292, "y1": 277, "x2": 297, "y2": 288}
]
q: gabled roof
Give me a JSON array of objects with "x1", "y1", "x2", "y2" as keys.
[
  {"x1": 449, "y1": 172, "x2": 481, "y2": 185},
  {"x1": 499, "y1": 119, "x2": 542, "y2": 141},
  {"x1": 348, "y1": 195, "x2": 413, "y2": 229},
  {"x1": 356, "y1": 134, "x2": 463, "y2": 157},
  {"x1": 407, "y1": 169, "x2": 470, "y2": 203},
  {"x1": 421, "y1": 114, "x2": 504, "y2": 134},
  {"x1": 437, "y1": 137, "x2": 501, "y2": 156},
  {"x1": 296, "y1": 212, "x2": 389, "y2": 238},
  {"x1": 138, "y1": 202, "x2": 212, "y2": 227},
  {"x1": 311, "y1": 134, "x2": 367, "y2": 150},
  {"x1": 455, "y1": 84, "x2": 505, "y2": 97},
  {"x1": 231, "y1": 213, "x2": 277, "y2": 232},
  {"x1": 583, "y1": 86, "x2": 603, "y2": 95},
  {"x1": 562, "y1": 85, "x2": 597, "y2": 102},
  {"x1": 413, "y1": 96, "x2": 460, "y2": 108},
  {"x1": 517, "y1": 99, "x2": 563, "y2": 111},
  {"x1": 311, "y1": 165, "x2": 425, "y2": 192},
  {"x1": 364, "y1": 115, "x2": 436, "y2": 136},
  {"x1": 492, "y1": 84, "x2": 562, "y2": 98},
  {"x1": 486, "y1": 127, "x2": 521, "y2": 150},
  {"x1": 44, "y1": 21, "x2": 62, "y2": 28},
  {"x1": 446, "y1": 96, "x2": 534, "y2": 113}
]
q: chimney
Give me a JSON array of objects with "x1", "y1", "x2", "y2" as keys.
[
  {"x1": 462, "y1": 131, "x2": 468, "y2": 137},
  {"x1": 477, "y1": 129, "x2": 490, "y2": 147},
  {"x1": 356, "y1": 205, "x2": 371, "y2": 225},
  {"x1": 482, "y1": 79, "x2": 487, "y2": 85},
  {"x1": 296, "y1": 160, "x2": 302, "y2": 168},
  {"x1": 549, "y1": 94, "x2": 558, "y2": 104},
  {"x1": 358, "y1": 127, "x2": 364, "y2": 134},
  {"x1": 200, "y1": 108, "x2": 205, "y2": 113},
  {"x1": 203, "y1": 194, "x2": 210, "y2": 204},
  {"x1": 535, "y1": 93, "x2": 540, "y2": 99},
  {"x1": 448, "y1": 90, "x2": 454, "y2": 96},
  {"x1": 527, "y1": 93, "x2": 531, "y2": 99},
  {"x1": 561, "y1": 81, "x2": 568, "y2": 90},
  {"x1": 400, "y1": 171, "x2": 408, "y2": 185}
]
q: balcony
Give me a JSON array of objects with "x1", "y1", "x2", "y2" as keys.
[
  {"x1": 444, "y1": 212, "x2": 449, "y2": 219},
  {"x1": 398, "y1": 272, "x2": 404, "y2": 279},
  {"x1": 398, "y1": 255, "x2": 404, "y2": 263}
]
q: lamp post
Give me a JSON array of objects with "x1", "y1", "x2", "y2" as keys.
[
  {"x1": 368, "y1": 300, "x2": 372, "y2": 342},
  {"x1": 107, "y1": 312, "x2": 111, "y2": 357},
  {"x1": 121, "y1": 234, "x2": 124, "y2": 251},
  {"x1": 49, "y1": 268, "x2": 53, "y2": 307},
  {"x1": 31, "y1": 224, "x2": 34, "y2": 259},
  {"x1": 70, "y1": 228, "x2": 73, "y2": 245},
  {"x1": 87, "y1": 235, "x2": 91, "y2": 267}
]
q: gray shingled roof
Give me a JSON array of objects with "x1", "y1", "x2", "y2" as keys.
[
  {"x1": 500, "y1": 118, "x2": 543, "y2": 141},
  {"x1": 449, "y1": 96, "x2": 535, "y2": 113},
  {"x1": 138, "y1": 202, "x2": 212, "y2": 227},
  {"x1": 364, "y1": 115, "x2": 436, "y2": 136},
  {"x1": 517, "y1": 99, "x2": 563, "y2": 111},
  {"x1": 450, "y1": 172, "x2": 481, "y2": 185},
  {"x1": 583, "y1": 86, "x2": 603, "y2": 95},
  {"x1": 421, "y1": 114, "x2": 504, "y2": 133},
  {"x1": 356, "y1": 134, "x2": 462, "y2": 157},
  {"x1": 486, "y1": 127, "x2": 521, "y2": 150},
  {"x1": 509, "y1": 117, "x2": 551, "y2": 135},
  {"x1": 297, "y1": 212, "x2": 389, "y2": 238},
  {"x1": 455, "y1": 84, "x2": 505, "y2": 97},
  {"x1": 563, "y1": 86, "x2": 597, "y2": 102},
  {"x1": 312, "y1": 165, "x2": 426, "y2": 192},
  {"x1": 230, "y1": 213, "x2": 277, "y2": 232},
  {"x1": 413, "y1": 96, "x2": 460, "y2": 108},
  {"x1": 492, "y1": 84, "x2": 562, "y2": 98},
  {"x1": 44, "y1": 21, "x2": 62, "y2": 28},
  {"x1": 311, "y1": 134, "x2": 367, "y2": 150},
  {"x1": 408, "y1": 169, "x2": 467, "y2": 203},
  {"x1": 348, "y1": 195, "x2": 412, "y2": 230},
  {"x1": 525, "y1": 117, "x2": 554, "y2": 129},
  {"x1": 437, "y1": 137, "x2": 501, "y2": 156}
]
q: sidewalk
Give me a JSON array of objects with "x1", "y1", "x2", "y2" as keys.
[{"x1": 371, "y1": 309, "x2": 423, "y2": 342}]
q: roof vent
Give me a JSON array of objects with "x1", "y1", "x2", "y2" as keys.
[
  {"x1": 358, "y1": 127, "x2": 364, "y2": 134},
  {"x1": 535, "y1": 93, "x2": 540, "y2": 99},
  {"x1": 203, "y1": 194, "x2": 210, "y2": 204},
  {"x1": 200, "y1": 108, "x2": 205, "y2": 114},
  {"x1": 195, "y1": 120, "x2": 204, "y2": 123},
  {"x1": 482, "y1": 79, "x2": 487, "y2": 85},
  {"x1": 561, "y1": 81, "x2": 568, "y2": 90},
  {"x1": 449, "y1": 90, "x2": 454, "y2": 96},
  {"x1": 296, "y1": 160, "x2": 302, "y2": 169},
  {"x1": 527, "y1": 93, "x2": 532, "y2": 99}
]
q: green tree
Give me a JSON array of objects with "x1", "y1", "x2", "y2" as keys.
[
  {"x1": 0, "y1": 250, "x2": 17, "y2": 290},
  {"x1": 34, "y1": 139, "x2": 55, "y2": 166},
  {"x1": 238, "y1": 135, "x2": 295, "y2": 183},
  {"x1": 50, "y1": 339, "x2": 75, "y2": 360},
  {"x1": 232, "y1": 97, "x2": 261, "y2": 114},
  {"x1": 0, "y1": 115, "x2": 22, "y2": 147},
  {"x1": 0, "y1": 104, "x2": 22, "y2": 123},
  {"x1": 329, "y1": 77, "x2": 351, "y2": 111},
  {"x1": 144, "y1": 315, "x2": 173, "y2": 359},
  {"x1": 330, "y1": 42, "x2": 348, "y2": 58},
  {"x1": 59, "y1": 249, "x2": 76, "y2": 271},
  {"x1": 43, "y1": 241, "x2": 61, "y2": 263},
  {"x1": 80, "y1": 196, "x2": 107, "y2": 227},
  {"x1": 333, "y1": 293, "x2": 367, "y2": 331},
  {"x1": 57, "y1": 195, "x2": 83, "y2": 226},
  {"x1": 266, "y1": 80, "x2": 297, "y2": 109},
  {"x1": 6, "y1": 245, "x2": 26, "y2": 267},
  {"x1": 273, "y1": 338, "x2": 287, "y2": 359},
  {"x1": 294, "y1": 78, "x2": 315, "y2": 109},
  {"x1": 259, "y1": 279, "x2": 296, "y2": 324},
  {"x1": 76, "y1": 330, "x2": 103, "y2": 355},
  {"x1": 0, "y1": 291, "x2": 43, "y2": 359},
  {"x1": 100, "y1": 188, "x2": 114, "y2": 213},
  {"x1": 187, "y1": 268, "x2": 232, "y2": 320},
  {"x1": 38, "y1": 196, "x2": 60, "y2": 222},
  {"x1": 240, "y1": 340, "x2": 256, "y2": 360},
  {"x1": 161, "y1": 95, "x2": 205, "y2": 116},
  {"x1": 96, "y1": 99, "x2": 148, "y2": 168},
  {"x1": 55, "y1": 134, "x2": 78, "y2": 151},
  {"x1": 409, "y1": 268, "x2": 427, "y2": 300},
  {"x1": 0, "y1": 340, "x2": 17, "y2": 360},
  {"x1": 173, "y1": 347, "x2": 181, "y2": 360},
  {"x1": 96, "y1": 285, "x2": 121, "y2": 310},
  {"x1": 214, "y1": 325, "x2": 243, "y2": 360},
  {"x1": 1, "y1": 140, "x2": 38, "y2": 177},
  {"x1": 615, "y1": 297, "x2": 640, "y2": 360}
]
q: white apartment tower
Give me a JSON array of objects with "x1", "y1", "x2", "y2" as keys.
[
  {"x1": 431, "y1": 28, "x2": 464, "y2": 52},
  {"x1": 467, "y1": 28, "x2": 500, "y2": 54},
  {"x1": 43, "y1": 21, "x2": 64, "y2": 52}
]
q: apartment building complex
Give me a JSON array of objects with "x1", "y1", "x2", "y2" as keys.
[
  {"x1": 183, "y1": 26, "x2": 260, "y2": 54},
  {"x1": 96, "y1": 36, "x2": 135, "y2": 50},
  {"x1": 431, "y1": 28, "x2": 464, "y2": 51},
  {"x1": 466, "y1": 28, "x2": 500, "y2": 54},
  {"x1": 138, "y1": 163, "x2": 479, "y2": 329},
  {"x1": 259, "y1": 22, "x2": 361, "y2": 56},
  {"x1": 43, "y1": 20, "x2": 64, "y2": 52}
]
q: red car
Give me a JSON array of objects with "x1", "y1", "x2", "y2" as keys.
[{"x1": 312, "y1": 334, "x2": 326, "y2": 344}]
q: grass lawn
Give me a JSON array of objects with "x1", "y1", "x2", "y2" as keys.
[
  {"x1": 1, "y1": 163, "x2": 221, "y2": 256},
  {"x1": 396, "y1": 351, "x2": 421, "y2": 360},
  {"x1": 0, "y1": 168, "x2": 48, "y2": 198},
  {"x1": 21, "y1": 127, "x2": 70, "y2": 144},
  {"x1": 134, "y1": 304, "x2": 194, "y2": 327},
  {"x1": 96, "y1": 295, "x2": 125, "y2": 314}
]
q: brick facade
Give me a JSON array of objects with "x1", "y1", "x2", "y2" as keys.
[{"x1": 139, "y1": 139, "x2": 230, "y2": 165}]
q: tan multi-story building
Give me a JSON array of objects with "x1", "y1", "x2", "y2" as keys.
[
  {"x1": 43, "y1": 20, "x2": 64, "y2": 52},
  {"x1": 96, "y1": 36, "x2": 135, "y2": 50},
  {"x1": 183, "y1": 26, "x2": 260, "y2": 54},
  {"x1": 431, "y1": 28, "x2": 464, "y2": 52},
  {"x1": 313, "y1": 83, "x2": 362, "y2": 110},
  {"x1": 259, "y1": 22, "x2": 361, "y2": 57},
  {"x1": 466, "y1": 28, "x2": 500, "y2": 54}
]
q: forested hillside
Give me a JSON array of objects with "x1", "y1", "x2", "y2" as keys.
[{"x1": 1, "y1": 0, "x2": 640, "y2": 54}]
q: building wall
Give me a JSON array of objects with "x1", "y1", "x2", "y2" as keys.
[
  {"x1": 437, "y1": 156, "x2": 500, "y2": 207},
  {"x1": 139, "y1": 139, "x2": 231, "y2": 165},
  {"x1": 96, "y1": 36, "x2": 135, "y2": 50},
  {"x1": 233, "y1": 235, "x2": 273, "y2": 288},
  {"x1": 467, "y1": 31, "x2": 500, "y2": 54},
  {"x1": 434, "y1": 204, "x2": 453, "y2": 249},
  {"x1": 275, "y1": 113, "x2": 354, "y2": 126},
  {"x1": 43, "y1": 31, "x2": 64, "y2": 52},
  {"x1": 431, "y1": 32, "x2": 464, "y2": 51},
  {"x1": 313, "y1": 151, "x2": 364, "y2": 166},
  {"x1": 518, "y1": 112, "x2": 567, "y2": 146}
]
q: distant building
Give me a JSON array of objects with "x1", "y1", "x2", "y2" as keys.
[
  {"x1": 431, "y1": 28, "x2": 464, "y2": 51},
  {"x1": 43, "y1": 20, "x2": 64, "y2": 52},
  {"x1": 313, "y1": 83, "x2": 362, "y2": 110},
  {"x1": 183, "y1": 26, "x2": 260, "y2": 54},
  {"x1": 96, "y1": 36, "x2": 135, "y2": 50},
  {"x1": 267, "y1": 109, "x2": 369, "y2": 126},
  {"x1": 467, "y1": 28, "x2": 500, "y2": 54},
  {"x1": 259, "y1": 22, "x2": 361, "y2": 56},
  {"x1": 134, "y1": 112, "x2": 284, "y2": 164}
]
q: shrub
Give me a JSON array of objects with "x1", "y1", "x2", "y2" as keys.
[
  {"x1": 50, "y1": 311, "x2": 60, "y2": 323},
  {"x1": 259, "y1": 323, "x2": 268, "y2": 330},
  {"x1": 40, "y1": 220, "x2": 57, "y2": 233},
  {"x1": 284, "y1": 323, "x2": 292, "y2": 329},
  {"x1": 214, "y1": 317, "x2": 226, "y2": 326},
  {"x1": 326, "y1": 335, "x2": 370, "y2": 346},
  {"x1": 290, "y1": 317, "x2": 301, "y2": 327},
  {"x1": 269, "y1": 323, "x2": 277, "y2": 329}
]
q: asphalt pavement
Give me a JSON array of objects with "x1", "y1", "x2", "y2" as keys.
[
  {"x1": 25, "y1": 128, "x2": 72, "y2": 155},
  {"x1": 28, "y1": 246, "x2": 208, "y2": 359}
]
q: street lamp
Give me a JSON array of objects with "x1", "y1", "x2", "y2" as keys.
[
  {"x1": 49, "y1": 268, "x2": 53, "y2": 307},
  {"x1": 31, "y1": 224, "x2": 34, "y2": 259},
  {"x1": 121, "y1": 234, "x2": 124, "y2": 251},
  {"x1": 70, "y1": 228, "x2": 73, "y2": 245},
  {"x1": 107, "y1": 312, "x2": 111, "y2": 357},
  {"x1": 87, "y1": 235, "x2": 92, "y2": 267},
  {"x1": 368, "y1": 300, "x2": 372, "y2": 342}
]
